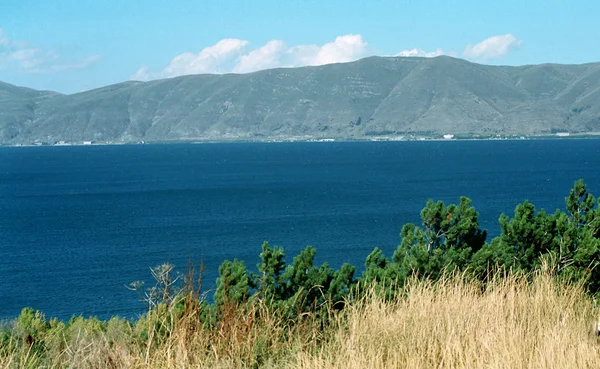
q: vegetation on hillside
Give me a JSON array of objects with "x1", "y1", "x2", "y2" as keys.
[{"x1": 2, "y1": 179, "x2": 600, "y2": 368}]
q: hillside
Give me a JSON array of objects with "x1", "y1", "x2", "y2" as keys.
[{"x1": 2, "y1": 56, "x2": 600, "y2": 144}]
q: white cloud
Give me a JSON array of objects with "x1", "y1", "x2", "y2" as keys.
[
  {"x1": 463, "y1": 34, "x2": 522, "y2": 60},
  {"x1": 0, "y1": 28, "x2": 100, "y2": 73},
  {"x1": 131, "y1": 66, "x2": 151, "y2": 81},
  {"x1": 135, "y1": 34, "x2": 371, "y2": 80},
  {"x1": 309, "y1": 34, "x2": 369, "y2": 65},
  {"x1": 132, "y1": 32, "x2": 524, "y2": 81},
  {"x1": 395, "y1": 48, "x2": 445, "y2": 58},
  {"x1": 235, "y1": 34, "x2": 369, "y2": 73},
  {"x1": 394, "y1": 34, "x2": 520, "y2": 62},
  {"x1": 9, "y1": 48, "x2": 59, "y2": 72},
  {"x1": 233, "y1": 40, "x2": 287, "y2": 73},
  {"x1": 161, "y1": 38, "x2": 249, "y2": 77}
]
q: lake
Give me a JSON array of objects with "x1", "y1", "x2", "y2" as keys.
[{"x1": 1, "y1": 140, "x2": 599, "y2": 320}]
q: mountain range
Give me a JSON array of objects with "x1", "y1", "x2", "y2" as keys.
[{"x1": 2, "y1": 55, "x2": 600, "y2": 145}]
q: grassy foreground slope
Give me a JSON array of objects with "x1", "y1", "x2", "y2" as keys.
[
  {"x1": 1, "y1": 269, "x2": 599, "y2": 368},
  {"x1": 298, "y1": 270, "x2": 600, "y2": 369}
]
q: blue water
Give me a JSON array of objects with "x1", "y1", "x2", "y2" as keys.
[{"x1": 1, "y1": 140, "x2": 599, "y2": 320}]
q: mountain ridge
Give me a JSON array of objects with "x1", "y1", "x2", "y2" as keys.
[{"x1": 2, "y1": 55, "x2": 600, "y2": 144}]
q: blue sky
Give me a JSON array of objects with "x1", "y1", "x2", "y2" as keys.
[{"x1": 0, "y1": 0, "x2": 598, "y2": 93}]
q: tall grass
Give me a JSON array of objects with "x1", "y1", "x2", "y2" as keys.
[
  {"x1": 2, "y1": 268, "x2": 599, "y2": 368},
  {"x1": 297, "y1": 268, "x2": 600, "y2": 369}
]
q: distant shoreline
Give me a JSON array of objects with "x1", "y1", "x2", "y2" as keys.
[{"x1": 3, "y1": 133, "x2": 600, "y2": 147}]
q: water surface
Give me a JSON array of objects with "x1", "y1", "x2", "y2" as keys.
[{"x1": 1, "y1": 140, "x2": 598, "y2": 320}]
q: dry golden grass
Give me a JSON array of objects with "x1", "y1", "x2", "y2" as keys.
[
  {"x1": 2, "y1": 268, "x2": 600, "y2": 368},
  {"x1": 297, "y1": 270, "x2": 600, "y2": 369}
]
